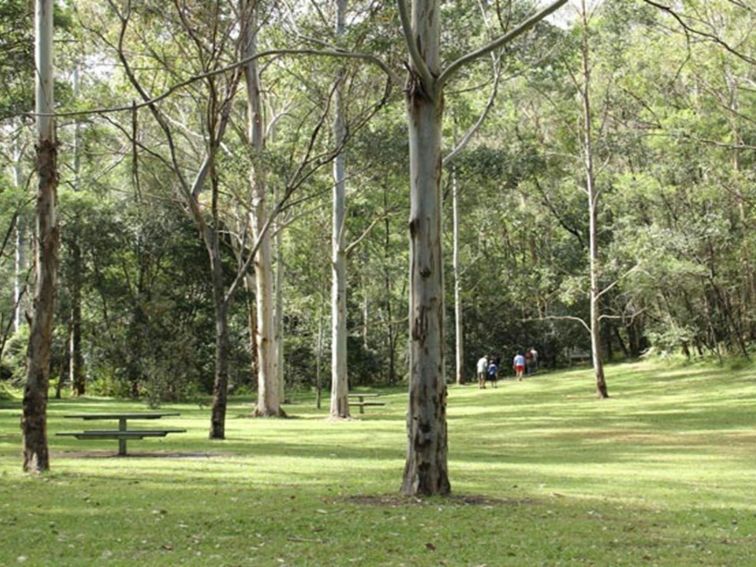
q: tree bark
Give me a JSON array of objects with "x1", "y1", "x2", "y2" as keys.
[
  {"x1": 245, "y1": 275, "x2": 259, "y2": 388},
  {"x1": 209, "y1": 254, "x2": 230, "y2": 438},
  {"x1": 401, "y1": 0, "x2": 450, "y2": 496},
  {"x1": 330, "y1": 0, "x2": 350, "y2": 419},
  {"x1": 23, "y1": 0, "x2": 58, "y2": 473},
  {"x1": 208, "y1": 163, "x2": 230, "y2": 438},
  {"x1": 243, "y1": 0, "x2": 283, "y2": 418}
]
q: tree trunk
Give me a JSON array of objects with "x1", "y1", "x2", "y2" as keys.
[
  {"x1": 69, "y1": 239, "x2": 85, "y2": 396},
  {"x1": 252, "y1": 222, "x2": 280, "y2": 416},
  {"x1": 209, "y1": 256, "x2": 230, "y2": 439},
  {"x1": 330, "y1": 0, "x2": 350, "y2": 419},
  {"x1": 362, "y1": 284, "x2": 369, "y2": 350},
  {"x1": 613, "y1": 325, "x2": 629, "y2": 358},
  {"x1": 602, "y1": 318, "x2": 613, "y2": 362},
  {"x1": 579, "y1": 1, "x2": 608, "y2": 399},
  {"x1": 13, "y1": 133, "x2": 26, "y2": 333},
  {"x1": 23, "y1": 0, "x2": 58, "y2": 473},
  {"x1": 243, "y1": 0, "x2": 282, "y2": 418},
  {"x1": 274, "y1": 187, "x2": 286, "y2": 404},
  {"x1": 627, "y1": 318, "x2": 642, "y2": 357},
  {"x1": 401, "y1": 0, "x2": 450, "y2": 496},
  {"x1": 69, "y1": 65, "x2": 85, "y2": 396},
  {"x1": 245, "y1": 275, "x2": 259, "y2": 388},
  {"x1": 383, "y1": 188, "x2": 397, "y2": 385},
  {"x1": 316, "y1": 302, "x2": 324, "y2": 409},
  {"x1": 451, "y1": 167, "x2": 464, "y2": 385},
  {"x1": 56, "y1": 319, "x2": 71, "y2": 399},
  {"x1": 208, "y1": 163, "x2": 230, "y2": 438}
]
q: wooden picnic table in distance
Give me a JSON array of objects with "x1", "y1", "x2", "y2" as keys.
[
  {"x1": 57, "y1": 412, "x2": 185, "y2": 456},
  {"x1": 347, "y1": 393, "x2": 386, "y2": 414}
]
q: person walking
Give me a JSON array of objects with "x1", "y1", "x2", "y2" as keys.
[
  {"x1": 476, "y1": 354, "x2": 489, "y2": 389},
  {"x1": 525, "y1": 349, "x2": 534, "y2": 376},
  {"x1": 513, "y1": 352, "x2": 526, "y2": 381},
  {"x1": 528, "y1": 347, "x2": 539, "y2": 374},
  {"x1": 486, "y1": 358, "x2": 499, "y2": 388}
]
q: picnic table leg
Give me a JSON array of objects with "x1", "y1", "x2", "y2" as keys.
[
  {"x1": 118, "y1": 418, "x2": 127, "y2": 456},
  {"x1": 358, "y1": 396, "x2": 364, "y2": 414}
]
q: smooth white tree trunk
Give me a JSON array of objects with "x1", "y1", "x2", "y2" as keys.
[
  {"x1": 579, "y1": 0, "x2": 608, "y2": 398},
  {"x1": 451, "y1": 167, "x2": 464, "y2": 385},
  {"x1": 316, "y1": 302, "x2": 325, "y2": 409},
  {"x1": 243, "y1": 0, "x2": 282, "y2": 417},
  {"x1": 274, "y1": 187, "x2": 285, "y2": 404},
  {"x1": 12, "y1": 133, "x2": 25, "y2": 332},
  {"x1": 23, "y1": 0, "x2": 58, "y2": 473},
  {"x1": 330, "y1": 0, "x2": 350, "y2": 419}
]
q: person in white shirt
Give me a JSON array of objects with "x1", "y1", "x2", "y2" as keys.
[
  {"x1": 513, "y1": 352, "x2": 526, "y2": 380},
  {"x1": 476, "y1": 355, "x2": 489, "y2": 389}
]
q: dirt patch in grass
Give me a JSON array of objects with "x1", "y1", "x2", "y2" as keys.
[
  {"x1": 340, "y1": 493, "x2": 538, "y2": 507},
  {"x1": 54, "y1": 450, "x2": 235, "y2": 459}
]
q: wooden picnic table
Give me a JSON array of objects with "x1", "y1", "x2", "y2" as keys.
[
  {"x1": 57, "y1": 412, "x2": 185, "y2": 456},
  {"x1": 347, "y1": 393, "x2": 386, "y2": 414}
]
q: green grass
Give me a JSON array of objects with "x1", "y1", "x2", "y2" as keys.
[{"x1": 1, "y1": 360, "x2": 755, "y2": 566}]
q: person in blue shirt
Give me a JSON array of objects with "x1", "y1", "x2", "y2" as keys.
[{"x1": 486, "y1": 359, "x2": 498, "y2": 388}]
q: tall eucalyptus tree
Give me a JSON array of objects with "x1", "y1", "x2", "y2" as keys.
[
  {"x1": 330, "y1": 0, "x2": 350, "y2": 419},
  {"x1": 397, "y1": 0, "x2": 568, "y2": 495},
  {"x1": 576, "y1": 0, "x2": 608, "y2": 398},
  {"x1": 242, "y1": 0, "x2": 284, "y2": 417},
  {"x1": 22, "y1": 0, "x2": 58, "y2": 472},
  {"x1": 69, "y1": 64, "x2": 85, "y2": 396}
]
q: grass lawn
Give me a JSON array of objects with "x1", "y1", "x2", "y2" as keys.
[{"x1": 1, "y1": 360, "x2": 754, "y2": 566}]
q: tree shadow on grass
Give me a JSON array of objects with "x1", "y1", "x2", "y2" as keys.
[
  {"x1": 53, "y1": 450, "x2": 234, "y2": 459},
  {"x1": 340, "y1": 493, "x2": 541, "y2": 507}
]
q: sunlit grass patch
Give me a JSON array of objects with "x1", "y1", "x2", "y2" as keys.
[{"x1": 1, "y1": 359, "x2": 754, "y2": 565}]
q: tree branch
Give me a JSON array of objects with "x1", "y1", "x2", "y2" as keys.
[
  {"x1": 596, "y1": 263, "x2": 642, "y2": 301},
  {"x1": 438, "y1": 0, "x2": 568, "y2": 90},
  {"x1": 524, "y1": 314, "x2": 591, "y2": 334},
  {"x1": 396, "y1": 0, "x2": 435, "y2": 91},
  {"x1": 442, "y1": 54, "x2": 502, "y2": 167},
  {"x1": 641, "y1": 0, "x2": 755, "y2": 65},
  {"x1": 345, "y1": 206, "x2": 401, "y2": 257},
  {"x1": 21, "y1": 48, "x2": 399, "y2": 120}
]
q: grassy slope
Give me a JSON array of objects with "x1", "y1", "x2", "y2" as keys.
[{"x1": 0, "y1": 361, "x2": 754, "y2": 566}]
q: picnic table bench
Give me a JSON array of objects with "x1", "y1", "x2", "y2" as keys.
[
  {"x1": 56, "y1": 412, "x2": 186, "y2": 456},
  {"x1": 567, "y1": 349, "x2": 592, "y2": 365},
  {"x1": 347, "y1": 393, "x2": 386, "y2": 414}
]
